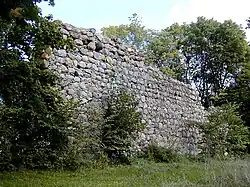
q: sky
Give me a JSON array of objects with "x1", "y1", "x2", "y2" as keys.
[{"x1": 39, "y1": 0, "x2": 250, "y2": 39}]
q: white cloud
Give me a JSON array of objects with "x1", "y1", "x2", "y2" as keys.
[{"x1": 164, "y1": 0, "x2": 250, "y2": 39}]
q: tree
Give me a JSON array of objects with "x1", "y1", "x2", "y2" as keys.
[
  {"x1": 217, "y1": 52, "x2": 250, "y2": 126},
  {"x1": 149, "y1": 17, "x2": 249, "y2": 108},
  {"x1": 0, "y1": 0, "x2": 76, "y2": 170},
  {"x1": 147, "y1": 23, "x2": 186, "y2": 80},
  {"x1": 101, "y1": 13, "x2": 157, "y2": 50},
  {"x1": 208, "y1": 19, "x2": 250, "y2": 152}
]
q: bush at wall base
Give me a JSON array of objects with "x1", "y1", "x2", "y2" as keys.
[
  {"x1": 139, "y1": 143, "x2": 180, "y2": 163},
  {"x1": 101, "y1": 91, "x2": 146, "y2": 164},
  {"x1": 189, "y1": 103, "x2": 250, "y2": 158}
]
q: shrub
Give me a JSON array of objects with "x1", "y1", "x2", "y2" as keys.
[
  {"x1": 59, "y1": 91, "x2": 145, "y2": 169},
  {"x1": 0, "y1": 95, "x2": 79, "y2": 171},
  {"x1": 191, "y1": 103, "x2": 250, "y2": 158},
  {"x1": 58, "y1": 102, "x2": 105, "y2": 170},
  {"x1": 144, "y1": 143, "x2": 179, "y2": 163},
  {"x1": 101, "y1": 91, "x2": 145, "y2": 164}
]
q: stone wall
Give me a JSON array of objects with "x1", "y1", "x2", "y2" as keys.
[{"x1": 47, "y1": 21, "x2": 207, "y2": 155}]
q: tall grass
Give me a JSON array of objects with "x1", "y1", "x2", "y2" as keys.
[
  {"x1": 202, "y1": 158, "x2": 250, "y2": 187},
  {"x1": 0, "y1": 158, "x2": 249, "y2": 187}
]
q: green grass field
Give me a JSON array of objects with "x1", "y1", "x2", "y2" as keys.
[{"x1": 0, "y1": 159, "x2": 250, "y2": 187}]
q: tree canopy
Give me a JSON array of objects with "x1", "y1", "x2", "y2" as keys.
[
  {"x1": 101, "y1": 13, "x2": 157, "y2": 50},
  {"x1": 148, "y1": 17, "x2": 249, "y2": 108}
]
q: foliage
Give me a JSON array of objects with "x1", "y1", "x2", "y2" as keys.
[
  {"x1": 213, "y1": 21, "x2": 250, "y2": 149},
  {"x1": 0, "y1": 0, "x2": 55, "y2": 21},
  {"x1": 191, "y1": 103, "x2": 250, "y2": 158},
  {"x1": 216, "y1": 58, "x2": 250, "y2": 123},
  {"x1": 56, "y1": 91, "x2": 145, "y2": 169},
  {"x1": 0, "y1": 15, "x2": 73, "y2": 62},
  {"x1": 101, "y1": 13, "x2": 158, "y2": 50},
  {"x1": 144, "y1": 143, "x2": 179, "y2": 163},
  {"x1": 215, "y1": 60, "x2": 250, "y2": 152},
  {"x1": 59, "y1": 102, "x2": 108, "y2": 170},
  {"x1": 0, "y1": 58, "x2": 78, "y2": 170},
  {"x1": 0, "y1": 0, "x2": 76, "y2": 171},
  {"x1": 148, "y1": 17, "x2": 249, "y2": 108},
  {"x1": 147, "y1": 23, "x2": 185, "y2": 80},
  {"x1": 101, "y1": 91, "x2": 145, "y2": 164}
]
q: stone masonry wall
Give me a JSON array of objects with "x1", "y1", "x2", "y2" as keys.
[{"x1": 47, "y1": 21, "x2": 207, "y2": 155}]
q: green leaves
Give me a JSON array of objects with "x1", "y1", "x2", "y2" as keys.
[
  {"x1": 101, "y1": 13, "x2": 157, "y2": 50},
  {"x1": 219, "y1": 58, "x2": 250, "y2": 129},
  {"x1": 149, "y1": 17, "x2": 249, "y2": 107},
  {"x1": 0, "y1": 0, "x2": 77, "y2": 170},
  {"x1": 0, "y1": 0, "x2": 55, "y2": 21},
  {"x1": 147, "y1": 23, "x2": 185, "y2": 80},
  {"x1": 191, "y1": 103, "x2": 249, "y2": 157},
  {"x1": 101, "y1": 91, "x2": 145, "y2": 164},
  {"x1": 0, "y1": 59, "x2": 79, "y2": 170},
  {"x1": 0, "y1": 16, "x2": 73, "y2": 61}
]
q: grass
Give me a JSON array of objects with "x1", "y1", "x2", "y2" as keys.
[{"x1": 0, "y1": 158, "x2": 250, "y2": 187}]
